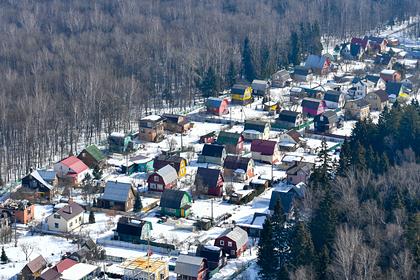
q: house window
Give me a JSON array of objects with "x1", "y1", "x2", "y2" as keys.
[
  {"x1": 54, "y1": 214, "x2": 60, "y2": 219},
  {"x1": 54, "y1": 223, "x2": 59, "y2": 228},
  {"x1": 220, "y1": 240, "x2": 224, "y2": 246},
  {"x1": 154, "y1": 176, "x2": 160, "y2": 182},
  {"x1": 79, "y1": 216, "x2": 82, "y2": 222},
  {"x1": 69, "y1": 222, "x2": 73, "y2": 227},
  {"x1": 228, "y1": 241, "x2": 233, "y2": 247}
]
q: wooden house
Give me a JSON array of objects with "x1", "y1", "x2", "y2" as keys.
[
  {"x1": 114, "y1": 217, "x2": 152, "y2": 243},
  {"x1": 175, "y1": 255, "x2": 208, "y2": 280},
  {"x1": 153, "y1": 155, "x2": 187, "y2": 177},
  {"x1": 120, "y1": 257, "x2": 169, "y2": 280},
  {"x1": 97, "y1": 181, "x2": 136, "y2": 212},
  {"x1": 323, "y1": 90, "x2": 345, "y2": 109},
  {"x1": 216, "y1": 131, "x2": 244, "y2": 154},
  {"x1": 314, "y1": 111, "x2": 338, "y2": 133},
  {"x1": 77, "y1": 145, "x2": 106, "y2": 169},
  {"x1": 365, "y1": 90, "x2": 389, "y2": 111},
  {"x1": 251, "y1": 80, "x2": 269, "y2": 96},
  {"x1": 275, "y1": 110, "x2": 303, "y2": 129},
  {"x1": 269, "y1": 183, "x2": 306, "y2": 213},
  {"x1": 121, "y1": 155, "x2": 154, "y2": 174},
  {"x1": 46, "y1": 202, "x2": 84, "y2": 233},
  {"x1": 386, "y1": 81, "x2": 407, "y2": 99},
  {"x1": 238, "y1": 213, "x2": 269, "y2": 238},
  {"x1": 263, "y1": 101, "x2": 280, "y2": 112},
  {"x1": 19, "y1": 255, "x2": 47, "y2": 280},
  {"x1": 214, "y1": 227, "x2": 248, "y2": 258},
  {"x1": 250, "y1": 140, "x2": 280, "y2": 164},
  {"x1": 380, "y1": 69, "x2": 401, "y2": 82},
  {"x1": 0, "y1": 199, "x2": 34, "y2": 224},
  {"x1": 138, "y1": 115, "x2": 165, "y2": 142},
  {"x1": 271, "y1": 70, "x2": 291, "y2": 88},
  {"x1": 195, "y1": 167, "x2": 224, "y2": 197},
  {"x1": 344, "y1": 99, "x2": 370, "y2": 121},
  {"x1": 206, "y1": 97, "x2": 229, "y2": 116},
  {"x1": 304, "y1": 55, "x2": 331, "y2": 75},
  {"x1": 365, "y1": 75, "x2": 386, "y2": 90},
  {"x1": 278, "y1": 130, "x2": 303, "y2": 152},
  {"x1": 38, "y1": 267, "x2": 61, "y2": 280},
  {"x1": 286, "y1": 162, "x2": 314, "y2": 185},
  {"x1": 60, "y1": 263, "x2": 99, "y2": 280},
  {"x1": 366, "y1": 36, "x2": 388, "y2": 53},
  {"x1": 108, "y1": 132, "x2": 134, "y2": 154},
  {"x1": 20, "y1": 169, "x2": 56, "y2": 202},
  {"x1": 242, "y1": 120, "x2": 270, "y2": 140},
  {"x1": 162, "y1": 113, "x2": 192, "y2": 133},
  {"x1": 348, "y1": 77, "x2": 372, "y2": 99},
  {"x1": 54, "y1": 156, "x2": 89, "y2": 185},
  {"x1": 230, "y1": 84, "x2": 253, "y2": 105},
  {"x1": 223, "y1": 156, "x2": 254, "y2": 181},
  {"x1": 292, "y1": 66, "x2": 313, "y2": 82},
  {"x1": 198, "y1": 144, "x2": 227, "y2": 166},
  {"x1": 196, "y1": 245, "x2": 226, "y2": 271},
  {"x1": 301, "y1": 98, "x2": 326, "y2": 117},
  {"x1": 199, "y1": 131, "x2": 217, "y2": 144},
  {"x1": 147, "y1": 165, "x2": 178, "y2": 192},
  {"x1": 160, "y1": 189, "x2": 192, "y2": 218},
  {"x1": 279, "y1": 155, "x2": 303, "y2": 170}
]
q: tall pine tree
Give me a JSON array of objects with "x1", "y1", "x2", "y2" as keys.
[
  {"x1": 290, "y1": 221, "x2": 315, "y2": 268},
  {"x1": 225, "y1": 60, "x2": 237, "y2": 88},
  {"x1": 242, "y1": 37, "x2": 256, "y2": 82},
  {"x1": 288, "y1": 32, "x2": 300, "y2": 65},
  {"x1": 200, "y1": 66, "x2": 218, "y2": 97},
  {"x1": 271, "y1": 200, "x2": 290, "y2": 271},
  {"x1": 258, "y1": 218, "x2": 276, "y2": 280}
]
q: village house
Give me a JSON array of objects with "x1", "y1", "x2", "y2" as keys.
[
  {"x1": 160, "y1": 189, "x2": 192, "y2": 218},
  {"x1": 0, "y1": 199, "x2": 35, "y2": 224},
  {"x1": 238, "y1": 212, "x2": 269, "y2": 238},
  {"x1": 230, "y1": 84, "x2": 253, "y2": 105},
  {"x1": 314, "y1": 111, "x2": 339, "y2": 133},
  {"x1": 386, "y1": 81, "x2": 407, "y2": 99},
  {"x1": 365, "y1": 74, "x2": 386, "y2": 90},
  {"x1": 120, "y1": 257, "x2": 169, "y2": 280},
  {"x1": 206, "y1": 97, "x2": 229, "y2": 116},
  {"x1": 196, "y1": 245, "x2": 226, "y2": 271},
  {"x1": 199, "y1": 131, "x2": 217, "y2": 144},
  {"x1": 348, "y1": 77, "x2": 376, "y2": 99},
  {"x1": 198, "y1": 144, "x2": 227, "y2": 166},
  {"x1": 278, "y1": 130, "x2": 303, "y2": 152},
  {"x1": 216, "y1": 131, "x2": 244, "y2": 154},
  {"x1": 214, "y1": 226, "x2": 248, "y2": 258},
  {"x1": 108, "y1": 132, "x2": 132, "y2": 154},
  {"x1": 175, "y1": 254, "x2": 208, "y2": 280},
  {"x1": 286, "y1": 162, "x2": 314, "y2": 185},
  {"x1": 323, "y1": 90, "x2": 345, "y2": 109},
  {"x1": 263, "y1": 100, "x2": 280, "y2": 112},
  {"x1": 77, "y1": 144, "x2": 106, "y2": 169},
  {"x1": 46, "y1": 202, "x2": 84, "y2": 233},
  {"x1": 54, "y1": 156, "x2": 89, "y2": 186},
  {"x1": 271, "y1": 69, "x2": 291, "y2": 88},
  {"x1": 366, "y1": 36, "x2": 388, "y2": 53},
  {"x1": 114, "y1": 217, "x2": 152, "y2": 243},
  {"x1": 242, "y1": 120, "x2": 270, "y2": 140},
  {"x1": 279, "y1": 155, "x2": 304, "y2": 170},
  {"x1": 19, "y1": 169, "x2": 56, "y2": 202},
  {"x1": 194, "y1": 167, "x2": 224, "y2": 197},
  {"x1": 147, "y1": 165, "x2": 178, "y2": 192},
  {"x1": 60, "y1": 263, "x2": 99, "y2": 280},
  {"x1": 301, "y1": 98, "x2": 326, "y2": 117},
  {"x1": 345, "y1": 98, "x2": 371, "y2": 121},
  {"x1": 18, "y1": 255, "x2": 48, "y2": 280},
  {"x1": 54, "y1": 258, "x2": 78, "y2": 275},
  {"x1": 38, "y1": 267, "x2": 61, "y2": 280},
  {"x1": 375, "y1": 53, "x2": 395, "y2": 68},
  {"x1": 138, "y1": 115, "x2": 165, "y2": 142},
  {"x1": 153, "y1": 154, "x2": 187, "y2": 177},
  {"x1": 380, "y1": 69, "x2": 401, "y2": 82},
  {"x1": 250, "y1": 140, "x2": 280, "y2": 164},
  {"x1": 349, "y1": 41, "x2": 365, "y2": 60},
  {"x1": 304, "y1": 54, "x2": 331, "y2": 75},
  {"x1": 223, "y1": 155, "x2": 254, "y2": 181},
  {"x1": 97, "y1": 181, "x2": 136, "y2": 212},
  {"x1": 275, "y1": 110, "x2": 304, "y2": 129},
  {"x1": 121, "y1": 154, "x2": 154, "y2": 174},
  {"x1": 251, "y1": 79, "x2": 270, "y2": 97},
  {"x1": 162, "y1": 113, "x2": 192, "y2": 133},
  {"x1": 269, "y1": 183, "x2": 306, "y2": 214},
  {"x1": 292, "y1": 66, "x2": 313, "y2": 82},
  {"x1": 365, "y1": 90, "x2": 389, "y2": 111}
]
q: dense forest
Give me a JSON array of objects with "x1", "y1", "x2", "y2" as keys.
[
  {"x1": 257, "y1": 101, "x2": 420, "y2": 280},
  {"x1": 0, "y1": 0, "x2": 419, "y2": 183}
]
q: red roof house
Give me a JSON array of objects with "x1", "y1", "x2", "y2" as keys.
[
  {"x1": 54, "y1": 258, "x2": 78, "y2": 273},
  {"x1": 54, "y1": 156, "x2": 89, "y2": 185},
  {"x1": 250, "y1": 140, "x2": 280, "y2": 164}
]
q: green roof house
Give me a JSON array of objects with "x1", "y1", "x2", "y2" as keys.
[
  {"x1": 78, "y1": 144, "x2": 106, "y2": 169},
  {"x1": 216, "y1": 131, "x2": 244, "y2": 154},
  {"x1": 160, "y1": 189, "x2": 192, "y2": 218}
]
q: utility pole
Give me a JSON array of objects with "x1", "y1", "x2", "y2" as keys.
[{"x1": 14, "y1": 216, "x2": 17, "y2": 247}]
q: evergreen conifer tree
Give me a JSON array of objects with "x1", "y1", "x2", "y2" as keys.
[
  {"x1": 1, "y1": 247, "x2": 8, "y2": 263},
  {"x1": 272, "y1": 200, "x2": 290, "y2": 269},
  {"x1": 92, "y1": 166, "x2": 103, "y2": 180},
  {"x1": 242, "y1": 37, "x2": 256, "y2": 82},
  {"x1": 89, "y1": 211, "x2": 95, "y2": 224},
  {"x1": 200, "y1": 66, "x2": 218, "y2": 97},
  {"x1": 288, "y1": 32, "x2": 300, "y2": 65},
  {"x1": 225, "y1": 61, "x2": 237, "y2": 88},
  {"x1": 290, "y1": 221, "x2": 315, "y2": 268},
  {"x1": 134, "y1": 190, "x2": 143, "y2": 212},
  {"x1": 258, "y1": 218, "x2": 276, "y2": 280},
  {"x1": 316, "y1": 245, "x2": 330, "y2": 280},
  {"x1": 311, "y1": 191, "x2": 337, "y2": 251}
]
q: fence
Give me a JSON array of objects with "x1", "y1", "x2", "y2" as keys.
[{"x1": 97, "y1": 238, "x2": 180, "y2": 256}]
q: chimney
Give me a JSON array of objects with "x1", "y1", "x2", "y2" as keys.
[{"x1": 68, "y1": 206, "x2": 72, "y2": 214}]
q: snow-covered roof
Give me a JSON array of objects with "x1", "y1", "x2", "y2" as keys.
[
  {"x1": 380, "y1": 69, "x2": 396, "y2": 75},
  {"x1": 61, "y1": 263, "x2": 98, "y2": 280}
]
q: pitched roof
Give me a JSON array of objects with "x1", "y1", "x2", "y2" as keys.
[
  {"x1": 55, "y1": 258, "x2": 78, "y2": 273},
  {"x1": 293, "y1": 66, "x2": 311, "y2": 76},
  {"x1": 116, "y1": 217, "x2": 151, "y2": 237},
  {"x1": 25, "y1": 255, "x2": 47, "y2": 273},
  {"x1": 244, "y1": 120, "x2": 269, "y2": 133},
  {"x1": 251, "y1": 80, "x2": 269, "y2": 91},
  {"x1": 37, "y1": 170, "x2": 57, "y2": 183},
  {"x1": 153, "y1": 155, "x2": 186, "y2": 172},
  {"x1": 39, "y1": 268, "x2": 61, "y2": 280},
  {"x1": 365, "y1": 74, "x2": 381, "y2": 85},
  {"x1": 55, "y1": 202, "x2": 84, "y2": 221},
  {"x1": 195, "y1": 167, "x2": 223, "y2": 189},
  {"x1": 223, "y1": 156, "x2": 252, "y2": 171},
  {"x1": 101, "y1": 181, "x2": 135, "y2": 203},
  {"x1": 26, "y1": 170, "x2": 53, "y2": 190},
  {"x1": 251, "y1": 140, "x2": 277, "y2": 155},
  {"x1": 155, "y1": 165, "x2": 178, "y2": 185},
  {"x1": 355, "y1": 98, "x2": 370, "y2": 108},
  {"x1": 301, "y1": 98, "x2": 323, "y2": 109},
  {"x1": 305, "y1": 55, "x2": 328, "y2": 69},
  {"x1": 221, "y1": 227, "x2": 248, "y2": 248},
  {"x1": 386, "y1": 81, "x2": 403, "y2": 96},
  {"x1": 324, "y1": 90, "x2": 342, "y2": 103},
  {"x1": 315, "y1": 110, "x2": 338, "y2": 123},
  {"x1": 269, "y1": 184, "x2": 306, "y2": 212},
  {"x1": 206, "y1": 97, "x2": 224, "y2": 108},
  {"x1": 160, "y1": 189, "x2": 191, "y2": 209},
  {"x1": 82, "y1": 145, "x2": 106, "y2": 162},
  {"x1": 201, "y1": 144, "x2": 225, "y2": 158},
  {"x1": 285, "y1": 130, "x2": 302, "y2": 143},
  {"x1": 373, "y1": 90, "x2": 389, "y2": 102},
  {"x1": 196, "y1": 245, "x2": 223, "y2": 262},
  {"x1": 217, "y1": 131, "x2": 242, "y2": 145},
  {"x1": 60, "y1": 156, "x2": 89, "y2": 174},
  {"x1": 175, "y1": 255, "x2": 205, "y2": 277},
  {"x1": 272, "y1": 70, "x2": 291, "y2": 81},
  {"x1": 231, "y1": 84, "x2": 249, "y2": 94},
  {"x1": 286, "y1": 162, "x2": 314, "y2": 176},
  {"x1": 278, "y1": 110, "x2": 300, "y2": 123}
]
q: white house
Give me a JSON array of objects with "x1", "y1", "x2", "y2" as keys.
[
  {"x1": 47, "y1": 202, "x2": 85, "y2": 233},
  {"x1": 323, "y1": 90, "x2": 345, "y2": 109},
  {"x1": 54, "y1": 156, "x2": 89, "y2": 185}
]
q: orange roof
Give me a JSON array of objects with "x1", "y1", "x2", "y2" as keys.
[
  {"x1": 60, "y1": 156, "x2": 89, "y2": 174},
  {"x1": 55, "y1": 258, "x2": 78, "y2": 273}
]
